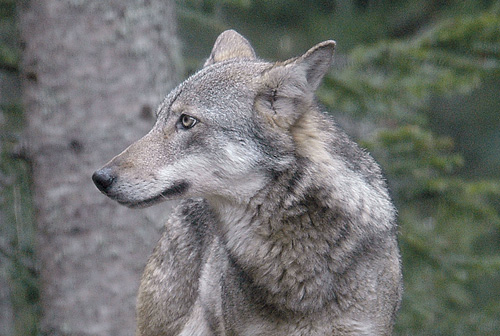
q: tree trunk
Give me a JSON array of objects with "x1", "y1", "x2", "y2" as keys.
[{"x1": 19, "y1": 0, "x2": 180, "y2": 334}]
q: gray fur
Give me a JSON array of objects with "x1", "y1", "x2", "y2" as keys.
[{"x1": 93, "y1": 30, "x2": 402, "y2": 335}]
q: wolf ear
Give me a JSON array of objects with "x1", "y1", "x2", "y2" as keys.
[
  {"x1": 291, "y1": 40, "x2": 336, "y2": 91},
  {"x1": 204, "y1": 30, "x2": 257, "y2": 67},
  {"x1": 263, "y1": 40, "x2": 336, "y2": 95},
  {"x1": 256, "y1": 40, "x2": 335, "y2": 128}
]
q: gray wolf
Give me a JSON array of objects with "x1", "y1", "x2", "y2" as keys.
[{"x1": 92, "y1": 30, "x2": 402, "y2": 336}]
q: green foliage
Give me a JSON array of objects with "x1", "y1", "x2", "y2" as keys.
[
  {"x1": 0, "y1": 103, "x2": 40, "y2": 336},
  {"x1": 365, "y1": 126, "x2": 500, "y2": 334},
  {"x1": 0, "y1": 1, "x2": 39, "y2": 334},
  {"x1": 319, "y1": 8, "x2": 500, "y2": 121},
  {"x1": 0, "y1": 42, "x2": 19, "y2": 71},
  {"x1": 0, "y1": 0, "x2": 19, "y2": 71},
  {"x1": 0, "y1": 0, "x2": 16, "y2": 18}
]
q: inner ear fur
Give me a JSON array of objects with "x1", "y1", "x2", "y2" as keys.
[
  {"x1": 297, "y1": 40, "x2": 336, "y2": 90},
  {"x1": 256, "y1": 40, "x2": 336, "y2": 128},
  {"x1": 204, "y1": 30, "x2": 257, "y2": 67}
]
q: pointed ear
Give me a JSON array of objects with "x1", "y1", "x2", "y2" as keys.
[
  {"x1": 293, "y1": 40, "x2": 336, "y2": 90},
  {"x1": 204, "y1": 30, "x2": 257, "y2": 67},
  {"x1": 255, "y1": 40, "x2": 336, "y2": 129}
]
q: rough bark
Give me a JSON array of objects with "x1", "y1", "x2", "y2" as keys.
[{"x1": 19, "y1": 0, "x2": 180, "y2": 334}]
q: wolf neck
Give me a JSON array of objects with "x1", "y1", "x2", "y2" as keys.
[
  {"x1": 206, "y1": 111, "x2": 395, "y2": 314},
  {"x1": 206, "y1": 121, "x2": 342, "y2": 314},
  {"x1": 209, "y1": 156, "x2": 339, "y2": 314}
]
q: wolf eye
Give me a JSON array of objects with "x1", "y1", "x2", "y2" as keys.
[{"x1": 178, "y1": 114, "x2": 198, "y2": 129}]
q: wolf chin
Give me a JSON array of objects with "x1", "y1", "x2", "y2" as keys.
[{"x1": 93, "y1": 30, "x2": 402, "y2": 336}]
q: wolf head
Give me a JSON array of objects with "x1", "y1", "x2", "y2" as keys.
[{"x1": 92, "y1": 30, "x2": 335, "y2": 207}]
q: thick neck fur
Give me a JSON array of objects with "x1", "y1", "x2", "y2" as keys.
[{"x1": 207, "y1": 111, "x2": 396, "y2": 315}]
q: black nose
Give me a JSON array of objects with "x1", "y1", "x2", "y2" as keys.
[{"x1": 92, "y1": 168, "x2": 115, "y2": 193}]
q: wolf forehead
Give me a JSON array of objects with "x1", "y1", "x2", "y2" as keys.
[{"x1": 158, "y1": 61, "x2": 271, "y2": 120}]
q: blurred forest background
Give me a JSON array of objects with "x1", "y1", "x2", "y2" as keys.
[{"x1": 1, "y1": 0, "x2": 499, "y2": 335}]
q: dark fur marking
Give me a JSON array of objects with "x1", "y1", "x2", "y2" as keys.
[
  {"x1": 225, "y1": 252, "x2": 290, "y2": 320},
  {"x1": 283, "y1": 162, "x2": 307, "y2": 199},
  {"x1": 180, "y1": 199, "x2": 214, "y2": 240},
  {"x1": 123, "y1": 180, "x2": 190, "y2": 208},
  {"x1": 160, "y1": 180, "x2": 190, "y2": 198},
  {"x1": 334, "y1": 229, "x2": 390, "y2": 280}
]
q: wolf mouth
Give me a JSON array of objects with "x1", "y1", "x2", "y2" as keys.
[{"x1": 120, "y1": 180, "x2": 190, "y2": 208}]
